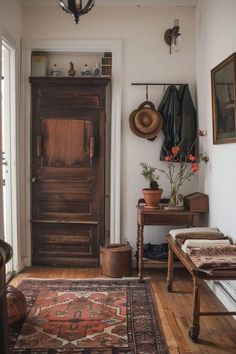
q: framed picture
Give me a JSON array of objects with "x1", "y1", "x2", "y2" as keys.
[{"x1": 211, "y1": 53, "x2": 236, "y2": 144}]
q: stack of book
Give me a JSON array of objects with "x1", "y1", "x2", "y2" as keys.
[{"x1": 101, "y1": 52, "x2": 112, "y2": 77}]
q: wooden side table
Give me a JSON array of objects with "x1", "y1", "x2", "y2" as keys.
[{"x1": 136, "y1": 206, "x2": 201, "y2": 280}]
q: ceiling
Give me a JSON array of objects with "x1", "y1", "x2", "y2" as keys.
[
  {"x1": 21, "y1": 0, "x2": 197, "y2": 8},
  {"x1": 97, "y1": 0, "x2": 197, "y2": 6}
]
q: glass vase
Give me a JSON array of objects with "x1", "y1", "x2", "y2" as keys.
[{"x1": 168, "y1": 184, "x2": 183, "y2": 209}]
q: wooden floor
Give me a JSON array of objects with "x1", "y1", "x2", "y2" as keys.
[{"x1": 11, "y1": 267, "x2": 236, "y2": 354}]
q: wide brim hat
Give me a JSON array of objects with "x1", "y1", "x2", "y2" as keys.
[{"x1": 129, "y1": 101, "x2": 163, "y2": 139}]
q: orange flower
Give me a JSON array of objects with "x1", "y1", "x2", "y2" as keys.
[
  {"x1": 189, "y1": 154, "x2": 197, "y2": 162},
  {"x1": 165, "y1": 155, "x2": 173, "y2": 161},
  {"x1": 171, "y1": 146, "x2": 180, "y2": 155},
  {"x1": 191, "y1": 163, "x2": 199, "y2": 173}
]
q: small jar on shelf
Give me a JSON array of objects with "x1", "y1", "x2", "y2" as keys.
[
  {"x1": 80, "y1": 64, "x2": 92, "y2": 77},
  {"x1": 50, "y1": 64, "x2": 62, "y2": 77}
]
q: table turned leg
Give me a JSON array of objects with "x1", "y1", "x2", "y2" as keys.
[
  {"x1": 189, "y1": 277, "x2": 201, "y2": 343},
  {"x1": 138, "y1": 224, "x2": 144, "y2": 281},
  {"x1": 167, "y1": 246, "x2": 174, "y2": 292},
  {"x1": 136, "y1": 222, "x2": 140, "y2": 271}
]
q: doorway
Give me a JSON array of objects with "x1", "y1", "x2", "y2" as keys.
[
  {"x1": 20, "y1": 39, "x2": 122, "y2": 269},
  {"x1": 1, "y1": 37, "x2": 18, "y2": 276}
]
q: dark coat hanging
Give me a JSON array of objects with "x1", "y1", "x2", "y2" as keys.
[
  {"x1": 178, "y1": 84, "x2": 198, "y2": 159},
  {"x1": 159, "y1": 85, "x2": 181, "y2": 160},
  {"x1": 159, "y1": 84, "x2": 197, "y2": 160}
]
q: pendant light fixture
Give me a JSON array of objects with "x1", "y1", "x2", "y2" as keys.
[{"x1": 58, "y1": 0, "x2": 95, "y2": 24}]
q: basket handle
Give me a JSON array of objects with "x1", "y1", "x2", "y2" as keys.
[
  {"x1": 137, "y1": 100, "x2": 156, "y2": 111},
  {"x1": 102, "y1": 240, "x2": 131, "y2": 249}
]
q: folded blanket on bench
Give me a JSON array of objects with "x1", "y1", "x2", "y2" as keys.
[
  {"x1": 169, "y1": 227, "x2": 220, "y2": 239},
  {"x1": 176, "y1": 232, "x2": 226, "y2": 246},
  {"x1": 188, "y1": 245, "x2": 236, "y2": 270},
  {"x1": 181, "y1": 238, "x2": 230, "y2": 254}
]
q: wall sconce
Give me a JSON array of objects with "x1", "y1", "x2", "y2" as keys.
[
  {"x1": 164, "y1": 19, "x2": 182, "y2": 54},
  {"x1": 58, "y1": 0, "x2": 95, "y2": 24}
]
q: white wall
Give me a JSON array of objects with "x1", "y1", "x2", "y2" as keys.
[
  {"x1": 21, "y1": 3, "x2": 197, "y2": 251},
  {"x1": 196, "y1": 0, "x2": 236, "y2": 308},
  {"x1": 0, "y1": 0, "x2": 22, "y2": 44},
  {"x1": 196, "y1": 0, "x2": 236, "y2": 243}
]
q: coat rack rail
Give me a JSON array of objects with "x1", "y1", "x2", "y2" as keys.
[
  {"x1": 131, "y1": 82, "x2": 187, "y2": 86},
  {"x1": 131, "y1": 83, "x2": 188, "y2": 100}
]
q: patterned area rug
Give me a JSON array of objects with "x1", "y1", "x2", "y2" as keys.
[{"x1": 10, "y1": 279, "x2": 168, "y2": 354}]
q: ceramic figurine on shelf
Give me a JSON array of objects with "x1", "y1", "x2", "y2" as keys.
[
  {"x1": 68, "y1": 61, "x2": 76, "y2": 76},
  {"x1": 80, "y1": 64, "x2": 92, "y2": 77},
  {"x1": 93, "y1": 63, "x2": 101, "y2": 77}
]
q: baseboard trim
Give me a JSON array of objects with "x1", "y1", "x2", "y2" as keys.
[
  {"x1": 21, "y1": 256, "x2": 31, "y2": 268},
  {"x1": 206, "y1": 280, "x2": 236, "y2": 320}
]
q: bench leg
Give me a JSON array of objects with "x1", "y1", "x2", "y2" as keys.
[
  {"x1": 167, "y1": 246, "x2": 174, "y2": 292},
  {"x1": 189, "y1": 277, "x2": 201, "y2": 343}
]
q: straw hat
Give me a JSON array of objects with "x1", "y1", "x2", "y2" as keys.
[{"x1": 129, "y1": 101, "x2": 163, "y2": 139}]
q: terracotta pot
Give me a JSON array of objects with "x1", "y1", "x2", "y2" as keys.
[{"x1": 142, "y1": 188, "x2": 163, "y2": 208}]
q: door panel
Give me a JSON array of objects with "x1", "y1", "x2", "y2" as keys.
[
  {"x1": 32, "y1": 223, "x2": 98, "y2": 266},
  {"x1": 32, "y1": 179, "x2": 94, "y2": 218},
  {"x1": 42, "y1": 119, "x2": 92, "y2": 167},
  {"x1": 30, "y1": 78, "x2": 110, "y2": 266}
]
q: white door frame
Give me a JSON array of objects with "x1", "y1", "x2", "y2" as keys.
[
  {"x1": 21, "y1": 39, "x2": 122, "y2": 267},
  {"x1": 1, "y1": 35, "x2": 21, "y2": 274}
]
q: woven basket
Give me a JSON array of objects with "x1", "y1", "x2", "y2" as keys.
[{"x1": 100, "y1": 243, "x2": 132, "y2": 278}]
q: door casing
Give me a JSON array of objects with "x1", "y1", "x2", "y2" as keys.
[{"x1": 20, "y1": 39, "x2": 122, "y2": 268}]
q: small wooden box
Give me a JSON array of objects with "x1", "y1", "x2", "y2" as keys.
[
  {"x1": 100, "y1": 243, "x2": 132, "y2": 278},
  {"x1": 184, "y1": 193, "x2": 209, "y2": 212}
]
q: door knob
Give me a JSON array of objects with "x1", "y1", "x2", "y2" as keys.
[{"x1": 31, "y1": 177, "x2": 37, "y2": 183}]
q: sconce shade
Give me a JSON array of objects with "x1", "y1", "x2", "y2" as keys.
[
  {"x1": 171, "y1": 34, "x2": 182, "y2": 53},
  {"x1": 58, "y1": 0, "x2": 95, "y2": 24}
]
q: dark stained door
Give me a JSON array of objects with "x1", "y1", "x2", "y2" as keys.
[{"x1": 30, "y1": 77, "x2": 110, "y2": 266}]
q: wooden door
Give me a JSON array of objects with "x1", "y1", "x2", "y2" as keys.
[{"x1": 30, "y1": 77, "x2": 110, "y2": 267}]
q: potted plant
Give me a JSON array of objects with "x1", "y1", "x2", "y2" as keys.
[{"x1": 140, "y1": 162, "x2": 163, "y2": 208}]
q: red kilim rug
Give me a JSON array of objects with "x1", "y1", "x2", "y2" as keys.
[{"x1": 10, "y1": 279, "x2": 168, "y2": 354}]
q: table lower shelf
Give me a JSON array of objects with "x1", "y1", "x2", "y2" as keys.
[{"x1": 140, "y1": 258, "x2": 182, "y2": 267}]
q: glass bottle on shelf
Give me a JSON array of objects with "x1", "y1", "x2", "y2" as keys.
[{"x1": 93, "y1": 63, "x2": 101, "y2": 77}]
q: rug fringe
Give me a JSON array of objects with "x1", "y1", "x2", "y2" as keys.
[{"x1": 17, "y1": 276, "x2": 151, "y2": 281}]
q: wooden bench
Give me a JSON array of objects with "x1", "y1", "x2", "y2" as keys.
[{"x1": 166, "y1": 234, "x2": 236, "y2": 342}]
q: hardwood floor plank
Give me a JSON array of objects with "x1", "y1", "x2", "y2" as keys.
[{"x1": 151, "y1": 283, "x2": 179, "y2": 353}]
